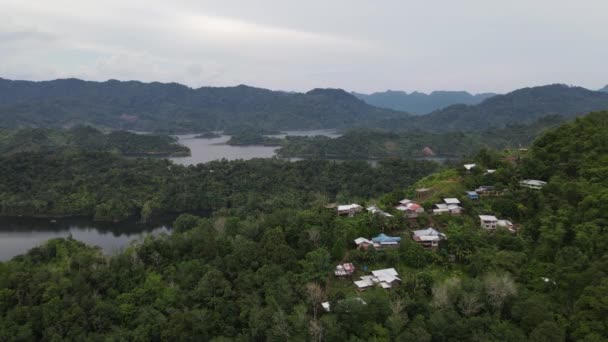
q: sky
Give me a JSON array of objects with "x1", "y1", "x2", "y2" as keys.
[{"x1": 1, "y1": 0, "x2": 607, "y2": 94}]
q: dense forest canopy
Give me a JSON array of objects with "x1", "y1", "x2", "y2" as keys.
[
  {"x1": 0, "y1": 153, "x2": 439, "y2": 222},
  {"x1": 277, "y1": 115, "x2": 565, "y2": 159},
  {"x1": 0, "y1": 126, "x2": 189, "y2": 157},
  {"x1": 0, "y1": 111, "x2": 607, "y2": 340}
]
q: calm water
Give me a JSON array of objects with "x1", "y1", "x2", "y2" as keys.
[
  {"x1": 169, "y1": 129, "x2": 341, "y2": 166},
  {"x1": 0, "y1": 217, "x2": 170, "y2": 261}
]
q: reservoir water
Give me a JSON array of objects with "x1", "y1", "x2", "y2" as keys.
[
  {"x1": 0, "y1": 129, "x2": 341, "y2": 261},
  {"x1": 169, "y1": 129, "x2": 341, "y2": 165},
  {"x1": 0, "y1": 217, "x2": 169, "y2": 261}
]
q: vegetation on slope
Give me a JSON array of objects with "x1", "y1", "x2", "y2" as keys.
[
  {"x1": 0, "y1": 78, "x2": 409, "y2": 133},
  {"x1": 0, "y1": 154, "x2": 439, "y2": 222},
  {"x1": 0, "y1": 111, "x2": 607, "y2": 340},
  {"x1": 277, "y1": 115, "x2": 564, "y2": 159},
  {"x1": 0, "y1": 126, "x2": 189, "y2": 157}
]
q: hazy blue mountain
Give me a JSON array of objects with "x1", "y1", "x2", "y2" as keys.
[
  {"x1": 352, "y1": 90, "x2": 497, "y2": 114},
  {"x1": 0, "y1": 78, "x2": 410, "y2": 133},
  {"x1": 600, "y1": 85, "x2": 608, "y2": 92},
  {"x1": 405, "y1": 84, "x2": 608, "y2": 131}
]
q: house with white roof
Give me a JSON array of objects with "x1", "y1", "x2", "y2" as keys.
[
  {"x1": 354, "y1": 237, "x2": 373, "y2": 250},
  {"x1": 464, "y1": 164, "x2": 477, "y2": 171},
  {"x1": 497, "y1": 219, "x2": 516, "y2": 232},
  {"x1": 367, "y1": 205, "x2": 393, "y2": 218},
  {"x1": 337, "y1": 203, "x2": 363, "y2": 217},
  {"x1": 412, "y1": 228, "x2": 447, "y2": 249},
  {"x1": 354, "y1": 268, "x2": 401, "y2": 291},
  {"x1": 520, "y1": 179, "x2": 547, "y2": 190},
  {"x1": 433, "y1": 198, "x2": 463, "y2": 215},
  {"x1": 479, "y1": 215, "x2": 498, "y2": 230}
]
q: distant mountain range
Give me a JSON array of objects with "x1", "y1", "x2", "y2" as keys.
[
  {"x1": 600, "y1": 85, "x2": 608, "y2": 92},
  {"x1": 398, "y1": 84, "x2": 608, "y2": 131},
  {"x1": 352, "y1": 90, "x2": 497, "y2": 115},
  {"x1": 1, "y1": 78, "x2": 608, "y2": 134},
  {"x1": 0, "y1": 78, "x2": 409, "y2": 133}
]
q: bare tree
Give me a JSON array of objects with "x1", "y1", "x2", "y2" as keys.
[
  {"x1": 483, "y1": 273, "x2": 517, "y2": 315},
  {"x1": 309, "y1": 319, "x2": 323, "y2": 342},
  {"x1": 271, "y1": 309, "x2": 291, "y2": 341},
  {"x1": 431, "y1": 277, "x2": 461, "y2": 310},
  {"x1": 307, "y1": 229, "x2": 321, "y2": 247},
  {"x1": 458, "y1": 292, "x2": 484, "y2": 317},
  {"x1": 305, "y1": 282, "x2": 325, "y2": 320}
]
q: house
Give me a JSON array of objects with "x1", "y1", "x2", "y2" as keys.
[
  {"x1": 367, "y1": 205, "x2": 393, "y2": 218},
  {"x1": 321, "y1": 302, "x2": 331, "y2": 312},
  {"x1": 464, "y1": 163, "x2": 477, "y2": 171},
  {"x1": 475, "y1": 185, "x2": 499, "y2": 197},
  {"x1": 371, "y1": 233, "x2": 402, "y2": 249},
  {"x1": 484, "y1": 169, "x2": 497, "y2": 175},
  {"x1": 354, "y1": 237, "x2": 373, "y2": 250},
  {"x1": 371, "y1": 268, "x2": 401, "y2": 288},
  {"x1": 497, "y1": 219, "x2": 516, "y2": 232},
  {"x1": 334, "y1": 263, "x2": 355, "y2": 277},
  {"x1": 520, "y1": 179, "x2": 547, "y2": 190},
  {"x1": 479, "y1": 215, "x2": 498, "y2": 230},
  {"x1": 354, "y1": 268, "x2": 401, "y2": 291},
  {"x1": 395, "y1": 199, "x2": 425, "y2": 218},
  {"x1": 337, "y1": 203, "x2": 363, "y2": 216},
  {"x1": 466, "y1": 191, "x2": 480, "y2": 200},
  {"x1": 412, "y1": 228, "x2": 447, "y2": 249},
  {"x1": 433, "y1": 198, "x2": 463, "y2": 215},
  {"x1": 443, "y1": 198, "x2": 461, "y2": 205},
  {"x1": 433, "y1": 203, "x2": 463, "y2": 215},
  {"x1": 354, "y1": 277, "x2": 376, "y2": 291}
]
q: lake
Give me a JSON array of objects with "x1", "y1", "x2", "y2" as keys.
[
  {"x1": 169, "y1": 129, "x2": 341, "y2": 165},
  {"x1": 0, "y1": 217, "x2": 169, "y2": 261}
]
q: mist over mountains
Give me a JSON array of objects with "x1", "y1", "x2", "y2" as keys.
[{"x1": 352, "y1": 90, "x2": 497, "y2": 115}]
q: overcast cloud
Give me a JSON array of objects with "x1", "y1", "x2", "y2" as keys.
[{"x1": 1, "y1": 0, "x2": 607, "y2": 93}]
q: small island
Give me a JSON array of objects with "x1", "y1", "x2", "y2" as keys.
[
  {"x1": 226, "y1": 132, "x2": 283, "y2": 146},
  {"x1": 224, "y1": 127, "x2": 284, "y2": 146},
  {"x1": 0, "y1": 126, "x2": 191, "y2": 157}
]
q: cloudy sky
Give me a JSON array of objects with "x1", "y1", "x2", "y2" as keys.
[{"x1": 1, "y1": 0, "x2": 607, "y2": 93}]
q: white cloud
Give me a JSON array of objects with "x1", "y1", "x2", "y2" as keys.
[{"x1": 0, "y1": 0, "x2": 607, "y2": 93}]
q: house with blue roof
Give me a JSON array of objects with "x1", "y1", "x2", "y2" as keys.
[
  {"x1": 466, "y1": 191, "x2": 480, "y2": 200},
  {"x1": 371, "y1": 233, "x2": 401, "y2": 249}
]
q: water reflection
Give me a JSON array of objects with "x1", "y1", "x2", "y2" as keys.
[{"x1": 0, "y1": 217, "x2": 170, "y2": 261}]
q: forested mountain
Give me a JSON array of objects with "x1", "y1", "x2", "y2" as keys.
[
  {"x1": 3, "y1": 78, "x2": 608, "y2": 135},
  {"x1": 353, "y1": 90, "x2": 496, "y2": 114},
  {"x1": 0, "y1": 126, "x2": 189, "y2": 157},
  {"x1": 0, "y1": 78, "x2": 409, "y2": 133},
  {"x1": 407, "y1": 84, "x2": 608, "y2": 131},
  {"x1": 1, "y1": 111, "x2": 607, "y2": 340}
]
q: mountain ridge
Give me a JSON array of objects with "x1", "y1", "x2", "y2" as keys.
[
  {"x1": 352, "y1": 89, "x2": 497, "y2": 114},
  {"x1": 400, "y1": 84, "x2": 608, "y2": 131},
  {"x1": 0, "y1": 78, "x2": 410, "y2": 133}
]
